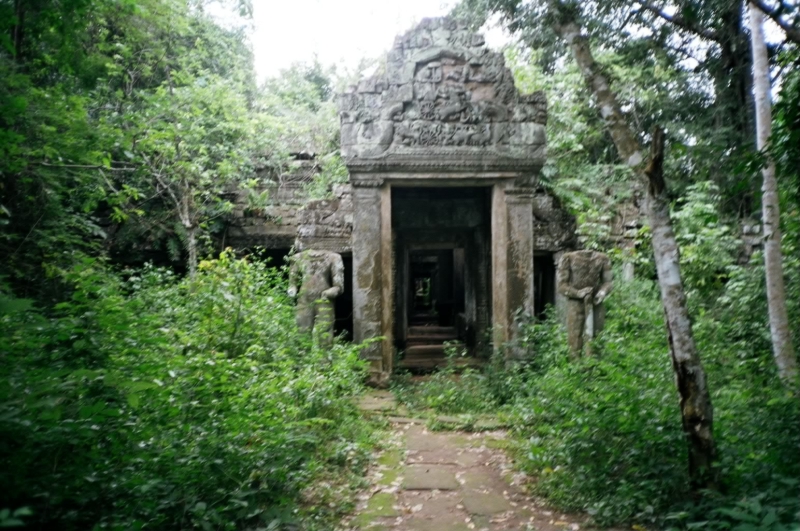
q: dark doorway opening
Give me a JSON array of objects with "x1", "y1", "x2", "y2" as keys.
[
  {"x1": 255, "y1": 247, "x2": 292, "y2": 269},
  {"x1": 534, "y1": 253, "x2": 556, "y2": 319},
  {"x1": 392, "y1": 187, "x2": 491, "y2": 369},
  {"x1": 407, "y1": 248, "x2": 465, "y2": 328},
  {"x1": 333, "y1": 254, "x2": 354, "y2": 340}
]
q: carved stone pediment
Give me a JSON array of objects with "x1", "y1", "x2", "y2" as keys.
[{"x1": 339, "y1": 17, "x2": 547, "y2": 173}]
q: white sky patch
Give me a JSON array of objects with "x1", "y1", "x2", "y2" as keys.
[
  {"x1": 207, "y1": 0, "x2": 512, "y2": 83},
  {"x1": 252, "y1": 0, "x2": 455, "y2": 80}
]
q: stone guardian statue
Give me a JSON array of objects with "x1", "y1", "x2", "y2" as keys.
[
  {"x1": 288, "y1": 249, "x2": 345, "y2": 346},
  {"x1": 557, "y1": 250, "x2": 613, "y2": 358}
]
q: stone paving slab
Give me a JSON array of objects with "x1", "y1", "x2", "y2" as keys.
[
  {"x1": 461, "y1": 490, "x2": 513, "y2": 515},
  {"x1": 459, "y1": 466, "x2": 511, "y2": 492},
  {"x1": 399, "y1": 518, "x2": 471, "y2": 531},
  {"x1": 406, "y1": 446, "x2": 487, "y2": 467},
  {"x1": 346, "y1": 415, "x2": 601, "y2": 531},
  {"x1": 358, "y1": 391, "x2": 397, "y2": 412},
  {"x1": 397, "y1": 489, "x2": 462, "y2": 518},
  {"x1": 405, "y1": 424, "x2": 454, "y2": 451},
  {"x1": 403, "y1": 464, "x2": 460, "y2": 490}
]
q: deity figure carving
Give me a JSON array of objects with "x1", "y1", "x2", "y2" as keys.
[
  {"x1": 337, "y1": 17, "x2": 548, "y2": 161},
  {"x1": 288, "y1": 249, "x2": 345, "y2": 346},
  {"x1": 557, "y1": 250, "x2": 613, "y2": 358}
]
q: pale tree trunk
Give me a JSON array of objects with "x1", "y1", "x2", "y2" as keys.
[
  {"x1": 646, "y1": 128, "x2": 718, "y2": 490},
  {"x1": 748, "y1": 3, "x2": 798, "y2": 386},
  {"x1": 186, "y1": 225, "x2": 198, "y2": 280},
  {"x1": 177, "y1": 182, "x2": 197, "y2": 280},
  {"x1": 180, "y1": 191, "x2": 197, "y2": 280},
  {"x1": 551, "y1": 4, "x2": 719, "y2": 490},
  {"x1": 154, "y1": 171, "x2": 199, "y2": 279}
]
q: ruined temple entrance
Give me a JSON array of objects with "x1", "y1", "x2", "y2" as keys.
[
  {"x1": 339, "y1": 17, "x2": 558, "y2": 384},
  {"x1": 392, "y1": 187, "x2": 491, "y2": 369}
]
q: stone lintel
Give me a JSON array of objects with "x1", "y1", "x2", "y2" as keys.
[
  {"x1": 344, "y1": 154, "x2": 544, "y2": 176},
  {"x1": 348, "y1": 170, "x2": 540, "y2": 189}
]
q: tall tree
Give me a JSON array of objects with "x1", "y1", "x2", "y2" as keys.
[
  {"x1": 470, "y1": 0, "x2": 721, "y2": 490},
  {"x1": 748, "y1": 2, "x2": 798, "y2": 386}
]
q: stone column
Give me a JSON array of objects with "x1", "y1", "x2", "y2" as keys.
[
  {"x1": 491, "y1": 184, "x2": 509, "y2": 350},
  {"x1": 351, "y1": 180, "x2": 392, "y2": 385},
  {"x1": 491, "y1": 181, "x2": 536, "y2": 360},
  {"x1": 505, "y1": 186, "x2": 536, "y2": 359},
  {"x1": 380, "y1": 184, "x2": 394, "y2": 376}
]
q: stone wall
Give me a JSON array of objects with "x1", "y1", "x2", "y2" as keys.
[
  {"x1": 225, "y1": 170, "x2": 574, "y2": 258},
  {"x1": 224, "y1": 161, "x2": 354, "y2": 253}
]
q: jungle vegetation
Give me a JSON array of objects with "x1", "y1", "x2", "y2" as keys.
[{"x1": 1, "y1": 0, "x2": 798, "y2": 529}]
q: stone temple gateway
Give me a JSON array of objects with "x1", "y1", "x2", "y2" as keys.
[
  {"x1": 339, "y1": 18, "x2": 559, "y2": 384},
  {"x1": 226, "y1": 17, "x2": 577, "y2": 385}
]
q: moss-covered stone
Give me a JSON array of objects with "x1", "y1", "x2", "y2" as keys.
[{"x1": 351, "y1": 492, "x2": 398, "y2": 529}]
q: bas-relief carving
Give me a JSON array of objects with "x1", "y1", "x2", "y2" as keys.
[
  {"x1": 338, "y1": 17, "x2": 547, "y2": 162},
  {"x1": 557, "y1": 250, "x2": 613, "y2": 358}
]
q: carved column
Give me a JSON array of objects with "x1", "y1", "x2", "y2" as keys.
[
  {"x1": 491, "y1": 181, "x2": 536, "y2": 360},
  {"x1": 505, "y1": 185, "x2": 536, "y2": 359},
  {"x1": 351, "y1": 179, "x2": 393, "y2": 385}
]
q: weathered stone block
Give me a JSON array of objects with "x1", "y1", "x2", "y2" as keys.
[{"x1": 403, "y1": 465, "x2": 459, "y2": 490}]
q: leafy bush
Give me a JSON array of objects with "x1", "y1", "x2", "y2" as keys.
[
  {"x1": 506, "y1": 281, "x2": 690, "y2": 524},
  {"x1": 0, "y1": 253, "x2": 373, "y2": 530},
  {"x1": 392, "y1": 345, "x2": 501, "y2": 414},
  {"x1": 389, "y1": 274, "x2": 799, "y2": 529}
]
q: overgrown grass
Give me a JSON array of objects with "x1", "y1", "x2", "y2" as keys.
[
  {"x1": 393, "y1": 277, "x2": 800, "y2": 529},
  {"x1": 0, "y1": 252, "x2": 374, "y2": 530},
  {"x1": 392, "y1": 344, "x2": 502, "y2": 415}
]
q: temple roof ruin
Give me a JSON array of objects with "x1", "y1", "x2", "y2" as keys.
[{"x1": 338, "y1": 17, "x2": 547, "y2": 174}]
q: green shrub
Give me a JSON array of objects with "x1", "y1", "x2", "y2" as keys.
[
  {"x1": 0, "y1": 253, "x2": 373, "y2": 530},
  {"x1": 507, "y1": 278, "x2": 800, "y2": 528},
  {"x1": 507, "y1": 280, "x2": 689, "y2": 525},
  {"x1": 389, "y1": 275, "x2": 799, "y2": 529},
  {"x1": 392, "y1": 344, "x2": 501, "y2": 414}
]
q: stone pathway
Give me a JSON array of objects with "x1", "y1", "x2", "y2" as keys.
[{"x1": 348, "y1": 392, "x2": 589, "y2": 531}]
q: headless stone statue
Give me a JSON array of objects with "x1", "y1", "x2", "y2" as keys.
[
  {"x1": 557, "y1": 250, "x2": 613, "y2": 358},
  {"x1": 288, "y1": 249, "x2": 345, "y2": 346}
]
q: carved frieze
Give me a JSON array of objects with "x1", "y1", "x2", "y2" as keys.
[{"x1": 338, "y1": 17, "x2": 547, "y2": 169}]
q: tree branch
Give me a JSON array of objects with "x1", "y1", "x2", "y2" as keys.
[
  {"x1": 750, "y1": 0, "x2": 800, "y2": 44},
  {"x1": 636, "y1": 0, "x2": 720, "y2": 42}
]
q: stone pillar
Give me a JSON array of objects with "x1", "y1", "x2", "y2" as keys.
[
  {"x1": 505, "y1": 186, "x2": 536, "y2": 359},
  {"x1": 491, "y1": 182, "x2": 536, "y2": 360},
  {"x1": 351, "y1": 181, "x2": 393, "y2": 385},
  {"x1": 553, "y1": 250, "x2": 568, "y2": 322},
  {"x1": 380, "y1": 184, "x2": 394, "y2": 376},
  {"x1": 491, "y1": 184, "x2": 509, "y2": 350}
]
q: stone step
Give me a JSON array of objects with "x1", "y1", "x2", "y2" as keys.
[
  {"x1": 397, "y1": 356, "x2": 482, "y2": 371},
  {"x1": 409, "y1": 319, "x2": 437, "y2": 326},
  {"x1": 405, "y1": 341, "x2": 464, "y2": 357},
  {"x1": 406, "y1": 333, "x2": 459, "y2": 345},
  {"x1": 404, "y1": 343, "x2": 466, "y2": 358},
  {"x1": 405, "y1": 344, "x2": 447, "y2": 358},
  {"x1": 408, "y1": 326, "x2": 457, "y2": 336}
]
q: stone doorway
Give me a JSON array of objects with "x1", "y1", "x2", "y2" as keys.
[
  {"x1": 393, "y1": 187, "x2": 491, "y2": 370},
  {"x1": 406, "y1": 248, "x2": 463, "y2": 328},
  {"x1": 533, "y1": 253, "x2": 556, "y2": 320}
]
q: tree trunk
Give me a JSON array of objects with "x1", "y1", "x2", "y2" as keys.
[
  {"x1": 748, "y1": 3, "x2": 799, "y2": 386},
  {"x1": 645, "y1": 127, "x2": 719, "y2": 490},
  {"x1": 186, "y1": 225, "x2": 197, "y2": 280},
  {"x1": 551, "y1": 3, "x2": 719, "y2": 491}
]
